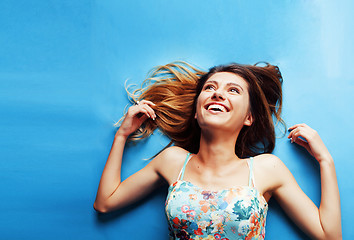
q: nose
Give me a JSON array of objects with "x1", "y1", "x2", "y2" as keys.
[{"x1": 211, "y1": 90, "x2": 225, "y2": 100}]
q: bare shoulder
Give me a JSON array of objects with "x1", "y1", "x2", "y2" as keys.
[
  {"x1": 153, "y1": 146, "x2": 189, "y2": 165},
  {"x1": 150, "y1": 146, "x2": 190, "y2": 184},
  {"x1": 254, "y1": 153, "x2": 286, "y2": 171},
  {"x1": 253, "y1": 153, "x2": 292, "y2": 193}
]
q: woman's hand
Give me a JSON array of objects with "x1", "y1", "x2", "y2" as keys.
[
  {"x1": 94, "y1": 99, "x2": 160, "y2": 213},
  {"x1": 288, "y1": 123, "x2": 332, "y2": 163},
  {"x1": 116, "y1": 100, "x2": 156, "y2": 139}
]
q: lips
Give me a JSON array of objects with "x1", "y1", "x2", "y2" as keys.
[{"x1": 205, "y1": 102, "x2": 229, "y2": 112}]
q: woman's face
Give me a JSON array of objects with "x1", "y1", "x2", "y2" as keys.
[{"x1": 195, "y1": 72, "x2": 253, "y2": 133}]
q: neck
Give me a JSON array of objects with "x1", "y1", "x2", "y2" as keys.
[{"x1": 196, "y1": 129, "x2": 241, "y2": 169}]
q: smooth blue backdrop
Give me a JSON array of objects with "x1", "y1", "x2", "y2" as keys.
[{"x1": 1, "y1": 0, "x2": 353, "y2": 239}]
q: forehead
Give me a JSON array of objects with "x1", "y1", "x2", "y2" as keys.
[{"x1": 206, "y1": 72, "x2": 248, "y2": 88}]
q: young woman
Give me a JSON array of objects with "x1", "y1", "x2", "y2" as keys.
[{"x1": 93, "y1": 62, "x2": 342, "y2": 239}]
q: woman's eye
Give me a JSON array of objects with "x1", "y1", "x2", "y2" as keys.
[
  {"x1": 204, "y1": 85, "x2": 215, "y2": 90},
  {"x1": 229, "y1": 88, "x2": 240, "y2": 93}
]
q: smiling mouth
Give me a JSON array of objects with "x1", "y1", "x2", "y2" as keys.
[{"x1": 205, "y1": 103, "x2": 229, "y2": 112}]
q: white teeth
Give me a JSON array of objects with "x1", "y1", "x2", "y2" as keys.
[{"x1": 208, "y1": 104, "x2": 226, "y2": 112}]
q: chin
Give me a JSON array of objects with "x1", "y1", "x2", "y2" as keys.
[{"x1": 199, "y1": 119, "x2": 231, "y2": 130}]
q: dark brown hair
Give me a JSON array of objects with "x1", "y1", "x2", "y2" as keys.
[{"x1": 118, "y1": 61, "x2": 284, "y2": 158}]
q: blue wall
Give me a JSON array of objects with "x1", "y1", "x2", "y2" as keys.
[{"x1": 1, "y1": 0, "x2": 353, "y2": 239}]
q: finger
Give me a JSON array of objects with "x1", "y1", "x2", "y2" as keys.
[
  {"x1": 288, "y1": 123, "x2": 308, "y2": 131},
  {"x1": 134, "y1": 107, "x2": 151, "y2": 119},
  {"x1": 135, "y1": 100, "x2": 156, "y2": 119},
  {"x1": 287, "y1": 124, "x2": 309, "y2": 139},
  {"x1": 290, "y1": 127, "x2": 308, "y2": 143},
  {"x1": 287, "y1": 127, "x2": 300, "y2": 139},
  {"x1": 287, "y1": 124, "x2": 298, "y2": 131},
  {"x1": 295, "y1": 127, "x2": 316, "y2": 142},
  {"x1": 288, "y1": 128, "x2": 300, "y2": 143},
  {"x1": 287, "y1": 129, "x2": 293, "y2": 138},
  {"x1": 293, "y1": 128, "x2": 306, "y2": 143},
  {"x1": 287, "y1": 125, "x2": 300, "y2": 138},
  {"x1": 139, "y1": 99, "x2": 156, "y2": 107},
  {"x1": 291, "y1": 126, "x2": 317, "y2": 146},
  {"x1": 132, "y1": 102, "x2": 153, "y2": 118},
  {"x1": 141, "y1": 104, "x2": 156, "y2": 120},
  {"x1": 288, "y1": 128, "x2": 304, "y2": 144}
]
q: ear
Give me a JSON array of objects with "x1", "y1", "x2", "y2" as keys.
[{"x1": 243, "y1": 112, "x2": 253, "y2": 126}]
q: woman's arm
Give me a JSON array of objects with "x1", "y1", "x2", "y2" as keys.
[
  {"x1": 94, "y1": 100, "x2": 162, "y2": 213},
  {"x1": 288, "y1": 123, "x2": 341, "y2": 239},
  {"x1": 271, "y1": 124, "x2": 341, "y2": 240}
]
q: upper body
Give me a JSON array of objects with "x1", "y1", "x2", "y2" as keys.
[
  {"x1": 93, "y1": 62, "x2": 342, "y2": 240},
  {"x1": 165, "y1": 153, "x2": 268, "y2": 239}
]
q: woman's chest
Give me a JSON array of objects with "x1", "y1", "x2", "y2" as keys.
[{"x1": 165, "y1": 181, "x2": 268, "y2": 239}]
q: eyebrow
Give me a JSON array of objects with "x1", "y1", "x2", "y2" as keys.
[{"x1": 205, "y1": 80, "x2": 244, "y2": 91}]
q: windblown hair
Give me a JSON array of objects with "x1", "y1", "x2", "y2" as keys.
[{"x1": 118, "y1": 61, "x2": 284, "y2": 158}]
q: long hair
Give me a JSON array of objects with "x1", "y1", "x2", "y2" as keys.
[{"x1": 118, "y1": 61, "x2": 284, "y2": 158}]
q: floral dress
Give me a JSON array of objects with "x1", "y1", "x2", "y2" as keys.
[{"x1": 165, "y1": 154, "x2": 268, "y2": 240}]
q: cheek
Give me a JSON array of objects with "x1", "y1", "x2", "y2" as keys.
[
  {"x1": 194, "y1": 94, "x2": 205, "y2": 119},
  {"x1": 245, "y1": 95, "x2": 251, "y2": 110},
  {"x1": 240, "y1": 100, "x2": 250, "y2": 114},
  {"x1": 242, "y1": 97, "x2": 252, "y2": 117}
]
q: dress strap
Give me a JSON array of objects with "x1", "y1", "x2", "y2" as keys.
[
  {"x1": 177, "y1": 153, "x2": 192, "y2": 181},
  {"x1": 246, "y1": 157, "x2": 256, "y2": 187}
]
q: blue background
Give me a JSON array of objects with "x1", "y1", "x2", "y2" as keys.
[{"x1": 1, "y1": 0, "x2": 353, "y2": 239}]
